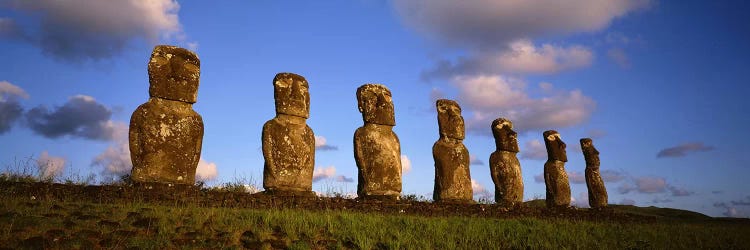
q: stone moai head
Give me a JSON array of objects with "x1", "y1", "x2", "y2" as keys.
[
  {"x1": 357, "y1": 84, "x2": 395, "y2": 126},
  {"x1": 580, "y1": 138, "x2": 600, "y2": 166},
  {"x1": 436, "y1": 99, "x2": 464, "y2": 140},
  {"x1": 273, "y1": 73, "x2": 310, "y2": 118},
  {"x1": 543, "y1": 130, "x2": 567, "y2": 162},
  {"x1": 147, "y1": 45, "x2": 200, "y2": 103},
  {"x1": 491, "y1": 118, "x2": 519, "y2": 152}
]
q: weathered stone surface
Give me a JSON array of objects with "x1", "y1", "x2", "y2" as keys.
[
  {"x1": 581, "y1": 138, "x2": 608, "y2": 208},
  {"x1": 489, "y1": 118, "x2": 523, "y2": 206},
  {"x1": 147, "y1": 45, "x2": 201, "y2": 103},
  {"x1": 130, "y1": 45, "x2": 204, "y2": 185},
  {"x1": 262, "y1": 73, "x2": 315, "y2": 194},
  {"x1": 543, "y1": 130, "x2": 570, "y2": 208},
  {"x1": 432, "y1": 99, "x2": 472, "y2": 203},
  {"x1": 354, "y1": 84, "x2": 402, "y2": 199}
]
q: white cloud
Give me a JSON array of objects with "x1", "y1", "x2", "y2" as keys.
[
  {"x1": 520, "y1": 139, "x2": 547, "y2": 160},
  {"x1": 37, "y1": 151, "x2": 65, "y2": 179},
  {"x1": 91, "y1": 122, "x2": 131, "y2": 178},
  {"x1": 5, "y1": 0, "x2": 186, "y2": 61},
  {"x1": 496, "y1": 40, "x2": 593, "y2": 74},
  {"x1": 401, "y1": 155, "x2": 412, "y2": 174},
  {"x1": 471, "y1": 179, "x2": 487, "y2": 195},
  {"x1": 196, "y1": 158, "x2": 218, "y2": 181},
  {"x1": 313, "y1": 165, "x2": 336, "y2": 182},
  {"x1": 424, "y1": 40, "x2": 593, "y2": 79},
  {"x1": 454, "y1": 75, "x2": 595, "y2": 134},
  {"x1": 0, "y1": 81, "x2": 30, "y2": 100},
  {"x1": 314, "y1": 135, "x2": 338, "y2": 151},
  {"x1": 394, "y1": 0, "x2": 651, "y2": 48},
  {"x1": 572, "y1": 192, "x2": 590, "y2": 208}
]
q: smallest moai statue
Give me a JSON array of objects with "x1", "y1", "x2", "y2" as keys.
[
  {"x1": 262, "y1": 73, "x2": 315, "y2": 196},
  {"x1": 581, "y1": 138, "x2": 608, "y2": 208},
  {"x1": 489, "y1": 118, "x2": 523, "y2": 206},
  {"x1": 353, "y1": 84, "x2": 402, "y2": 200},
  {"x1": 543, "y1": 130, "x2": 571, "y2": 208},
  {"x1": 129, "y1": 45, "x2": 204, "y2": 185},
  {"x1": 432, "y1": 99, "x2": 473, "y2": 203}
]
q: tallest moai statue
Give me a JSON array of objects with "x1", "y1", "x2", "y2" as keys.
[
  {"x1": 262, "y1": 73, "x2": 315, "y2": 195},
  {"x1": 354, "y1": 84, "x2": 402, "y2": 200},
  {"x1": 129, "y1": 45, "x2": 204, "y2": 185}
]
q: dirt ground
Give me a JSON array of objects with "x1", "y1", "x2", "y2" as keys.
[{"x1": 0, "y1": 181, "x2": 654, "y2": 223}]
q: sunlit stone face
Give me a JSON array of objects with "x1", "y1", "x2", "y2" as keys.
[
  {"x1": 273, "y1": 73, "x2": 310, "y2": 118},
  {"x1": 580, "y1": 138, "x2": 600, "y2": 166},
  {"x1": 148, "y1": 45, "x2": 200, "y2": 103},
  {"x1": 357, "y1": 84, "x2": 395, "y2": 126},
  {"x1": 492, "y1": 118, "x2": 519, "y2": 152},
  {"x1": 543, "y1": 130, "x2": 567, "y2": 162},
  {"x1": 436, "y1": 99, "x2": 465, "y2": 140}
]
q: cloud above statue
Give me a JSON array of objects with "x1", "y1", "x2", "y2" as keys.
[{"x1": 2, "y1": 0, "x2": 185, "y2": 62}]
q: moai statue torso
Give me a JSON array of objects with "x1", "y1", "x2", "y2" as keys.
[
  {"x1": 432, "y1": 99, "x2": 472, "y2": 203},
  {"x1": 262, "y1": 73, "x2": 315, "y2": 194},
  {"x1": 543, "y1": 130, "x2": 571, "y2": 208},
  {"x1": 581, "y1": 138, "x2": 608, "y2": 208},
  {"x1": 129, "y1": 45, "x2": 204, "y2": 185},
  {"x1": 353, "y1": 84, "x2": 402, "y2": 199},
  {"x1": 489, "y1": 118, "x2": 524, "y2": 206}
]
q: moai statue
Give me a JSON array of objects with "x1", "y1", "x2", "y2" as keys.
[
  {"x1": 489, "y1": 118, "x2": 523, "y2": 206},
  {"x1": 543, "y1": 130, "x2": 571, "y2": 208},
  {"x1": 432, "y1": 99, "x2": 472, "y2": 203},
  {"x1": 129, "y1": 45, "x2": 204, "y2": 185},
  {"x1": 262, "y1": 73, "x2": 315, "y2": 195},
  {"x1": 581, "y1": 138, "x2": 608, "y2": 208},
  {"x1": 353, "y1": 84, "x2": 402, "y2": 200}
]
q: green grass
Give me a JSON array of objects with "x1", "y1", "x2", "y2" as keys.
[{"x1": 1, "y1": 195, "x2": 749, "y2": 249}]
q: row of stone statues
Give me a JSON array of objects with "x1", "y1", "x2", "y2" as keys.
[{"x1": 128, "y1": 45, "x2": 608, "y2": 208}]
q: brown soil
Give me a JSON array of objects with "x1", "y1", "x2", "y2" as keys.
[{"x1": 1, "y1": 181, "x2": 654, "y2": 223}]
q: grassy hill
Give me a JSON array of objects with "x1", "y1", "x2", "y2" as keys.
[{"x1": 0, "y1": 180, "x2": 749, "y2": 249}]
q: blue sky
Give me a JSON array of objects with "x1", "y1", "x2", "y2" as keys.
[{"x1": 1, "y1": 0, "x2": 748, "y2": 217}]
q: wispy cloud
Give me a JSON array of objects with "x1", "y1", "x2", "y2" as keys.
[
  {"x1": 314, "y1": 135, "x2": 338, "y2": 151},
  {"x1": 393, "y1": 0, "x2": 651, "y2": 49},
  {"x1": 457, "y1": 76, "x2": 596, "y2": 134},
  {"x1": 617, "y1": 176, "x2": 694, "y2": 197},
  {"x1": 714, "y1": 202, "x2": 747, "y2": 218},
  {"x1": 37, "y1": 151, "x2": 65, "y2": 179},
  {"x1": 312, "y1": 166, "x2": 336, "y2": 182},
  {"x1": 335, "y1": 175, "x2": 354, "y2": 183},
  {"x1": 657, "y1": 142, "x2": 714, "y2": 158}
]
